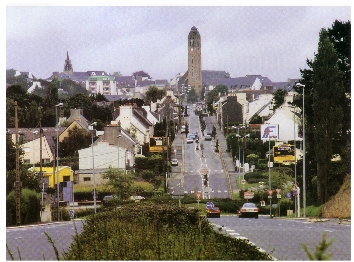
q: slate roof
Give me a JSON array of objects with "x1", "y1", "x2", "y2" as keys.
[
  {"x1": 7, "y1": 127, "x2": 67, "y2": 153},
  {"x1": 132, "y1": 107, "x2": 152, "y2": 128}
]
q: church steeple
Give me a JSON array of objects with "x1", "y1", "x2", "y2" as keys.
[{"x1": 63, "y1": 51, "x2": 73, "y2": 75}]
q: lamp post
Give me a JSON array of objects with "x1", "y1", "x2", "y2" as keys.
[
  {"x1": 32, "y1": 130, "x2": 38, "y2": 168},
  {"x1": 289, "y1": 104, "x2": 299, "y2": 217},
  {"x1": 55, "y1": 102, "x2": 63, "y2": 221},
  {"x1": 117, "y1": 134, "x2": 121, "y2": 169},
  {"x1": 296, "y1": 83, "x2": 306, "y2": 217},
  {"x1": 89, "y1": 122, "x2": 97, "y2": 213}
]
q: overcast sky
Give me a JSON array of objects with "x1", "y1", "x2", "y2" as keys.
[{"x1": 6, "y1": 4, "x2": 351, "y2": 82}]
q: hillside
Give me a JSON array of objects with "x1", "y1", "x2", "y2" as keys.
[{"x1": 321, "y1": 174, "x2": 351, "y2": 218}]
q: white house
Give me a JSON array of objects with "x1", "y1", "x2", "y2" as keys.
[{"x1": 113, "y1": 105, "x2": 154, "y2": 145}]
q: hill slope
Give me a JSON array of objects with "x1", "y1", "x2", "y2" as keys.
[{"x1": 321, "y1": 174, "x2": 351, "y2": 218}]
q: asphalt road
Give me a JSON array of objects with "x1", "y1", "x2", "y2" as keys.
[
  {"x1": 6, "y1": 220, "x2": 85, "y2": 260},
  {"x1": 208, "y1": 215, "x2": 351, "y2": 261}
]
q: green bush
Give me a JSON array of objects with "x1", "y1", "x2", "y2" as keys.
[
  {"x1": 6, "y1": 188, "x2": 41, "y2": 226},
  {"x1": 63, "y1": 203, "x2": 272, "y2": 260}
]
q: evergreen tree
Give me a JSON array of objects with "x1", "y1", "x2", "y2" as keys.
[{"x1": 311, "y1": 29, "x2": 344, "y2": 204}]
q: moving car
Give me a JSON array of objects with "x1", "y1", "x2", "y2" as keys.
[
  {"x1": 205, "y1": 134, "x2": 212, "y2": 141},
  {"x1": 186, "y1": 138, "x2": 194, "y2": 144},
  {"x1": 206, "y1": 207, "x2": 221, "y2": 218},
  {"x1": 189, "y1": 133, "x2": 198, "y2": 140},
  {"x1": 171, "y1": 158, "x2": 178, "y2": 166},
  {"x1": 239, "y1": 202, "x2": 259, "y2": 218}
]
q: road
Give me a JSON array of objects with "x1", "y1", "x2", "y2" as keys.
[
  {"x1": 6, "y1": 215, "x2": 350, "y2": 261},
  {"x1": 169, "y1": 103, "x2": 230, "y2": 199},
  {"x1": 208, "y1": 215, "x2": 351, "y2": 261},
  {"x1": 6, "y1": 220, "x2": 85, "y2": 260}
]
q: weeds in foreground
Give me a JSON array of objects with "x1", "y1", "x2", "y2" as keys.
[{"x1": 302, "y1": 232, "x2": 334, "y2": 260}]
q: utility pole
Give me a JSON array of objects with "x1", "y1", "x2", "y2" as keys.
[{"x1": 14, "y1": 101, "x2": 21, "y2": 226}]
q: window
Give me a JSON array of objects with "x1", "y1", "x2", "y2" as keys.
[
  {"x1": 83, "y1": 177, "x2": 91, "y2": 182},
  {"x1": 63, "y1": 176, "x2": 70, "y2": 182}
]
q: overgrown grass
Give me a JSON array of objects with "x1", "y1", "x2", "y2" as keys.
[
  {"x1": 62, "y1": 202, "x2": 272, "y2": 260},
  {"x1": 303, "y1": 205, "x2": 323, "y2": 217}
]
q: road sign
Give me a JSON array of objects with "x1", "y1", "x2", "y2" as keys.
[
  {"x1": 277, "y1": 194, "x2": 281, "y2": 199},
  {"x1": 286, "y1": 192, "x2": 292, "y2": 199},
  {"x1": 69, "y1": 209, "x2": 74, "y2": 218},
  {"x1": 267, "y1": 189, "x2": 274, "y2": 196},
  {"x1": 206, "y1": 202, "x2": 214, "y2": 208},
  {"x1": 244, "y1": 192, "x2": 254, "y2": 199},
  {"x1": 276, "y1": 188, "x2": 281, "y2": 194},
  {"x1": 195, "y1": 192, "x2": 202, "y2": 200},
  {"x1": 241, "y1": 179, "x2": 246, "y2": 184}
]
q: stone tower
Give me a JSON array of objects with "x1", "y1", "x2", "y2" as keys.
[
  {"x1": 187, "y1": 26, "x2": 202, "y2": 96},
  {"x1": 63, "y1": 51, "x2": 73, "y2": 75}
]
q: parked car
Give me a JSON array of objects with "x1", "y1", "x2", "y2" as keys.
[
  {"x1": 130, "y1": 196, "x2": 145, "y2": 201},
  {"x1": 171, "y1": 158, "x2": 178, "y2": 166},
  {"x1": 205, "y1": 134, "x2": 212, "y2": 141},
  {"x1": 239, "y1": 202, "x2": 259, "y2": 218},
  {"x1": 181, "y1": 125, "x2": 186, "y2": 134},
  {"x1": 102, "y1": 195, "x2": 117, "y2": 206},
  {"x1": 206, "y1": 207, "x2": 220, "y2": 218}
]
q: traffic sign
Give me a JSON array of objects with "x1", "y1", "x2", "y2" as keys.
[
  {"x1": 277, "y1": 194, "x2": 281, "y2": 199},
  {"x1": 286, "y1": 192, "x2": 292, "y2": 199},
  {"x1": 70, "y1": 209, "x2": 74, "y2": 218},
  {"x1": 195, "y1": 192, "x2": 202, "y2": 200},
  {"x1": 241, "y1": 179, "x2": 246, "y2": 184},
  {"x1": 244, "y1": 192, "x2": 254, "y2": 199},
  {"x1": 206, "y1": 202, "x2": 214, "y2": 208}
]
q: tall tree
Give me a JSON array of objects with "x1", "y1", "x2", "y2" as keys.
[
  {"x1": 295, "y1": 20, "x2": 350, "y2": 205},
  {"x1": 312, "y1": 29, "x2": 344, "y2": 204},
  {"x1": 272, "y1": 89, "x2": 287, "y2": 110}
]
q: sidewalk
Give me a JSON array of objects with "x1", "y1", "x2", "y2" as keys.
[{"x1": 209, "y1": 115, "x2": 239, "y2": 195}]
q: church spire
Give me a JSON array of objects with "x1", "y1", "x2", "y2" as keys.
[{"x1": 63, "y1": 51, "x2": 73, "y2": 75}]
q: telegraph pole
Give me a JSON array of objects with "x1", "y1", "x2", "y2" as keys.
[{"x1": 14, "y1": 101, "x2": 21, "y2": 226}]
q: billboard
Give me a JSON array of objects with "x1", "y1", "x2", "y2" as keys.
[
  {"x1": 261, "y1": 124, "x2": 279, "y2": 141},
  {"x1": 149, "y1": 137, "x2": 169, "y2": 152}
]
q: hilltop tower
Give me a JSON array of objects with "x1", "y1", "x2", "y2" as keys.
[
  {"x1": 63, "y1": 51, "x2": 73, "y2": 75},
  {"x1": 187, "y1": 26, "x2": 202, "y2": 96}
]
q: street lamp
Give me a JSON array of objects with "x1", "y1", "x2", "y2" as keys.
[
  {"x1": 289, "y1": 104, "x2": 300, "y2": 218},
  {"x1": 89, "y1": 122, "x2": 97, "y2": 213},
  {"x1": 296, "y1": 83, "x2": 306, "y2": 217},
  {"x1": 32, "y1": 130, "x2": 38, "y2": 168},
  {"x1": 55, "y1": 102, "x2": 63, "y2": 221},
  {"x1": 117, "y1": 134, "x2": 121, "y2": 169},
  {"x1": 236, "y1": 131, "x2": 249, "y2": 190}
]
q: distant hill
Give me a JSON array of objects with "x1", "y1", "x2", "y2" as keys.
[{"x1": 321, "y1": 174, "x2": 351, "y2": 218}]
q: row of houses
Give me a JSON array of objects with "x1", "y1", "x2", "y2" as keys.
[
  {"x1": 7, "y1": 90, "x2": 182, "y2": 190},
  {"x1": 213, "y1": 90, "x2": 304, "y2": 160}
]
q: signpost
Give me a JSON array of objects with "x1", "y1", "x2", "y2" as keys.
[{"x1": 195, "y1": 192, "x2": 202, "y2": 209}]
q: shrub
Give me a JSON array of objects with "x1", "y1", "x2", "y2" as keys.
[
  {"x1": 63, "y1": 203, "x2": 272, "y2": 260},
  {"x1": 6, "y1": 188, "x2": 41, "y2": 226}
]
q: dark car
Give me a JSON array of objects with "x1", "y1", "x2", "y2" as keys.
[
  {"x1": 206, "y1": 207, "x2": 220, "y2": 218},
  {"x1": 239, "y1": 202, "x2": 259, "y2": 218}
]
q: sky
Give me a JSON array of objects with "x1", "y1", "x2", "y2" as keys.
[{"x1": 5, "y1": 3, "x2": 351, "y2": 83}]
